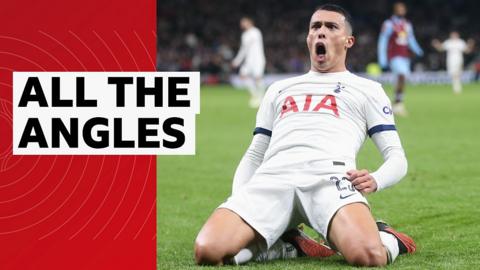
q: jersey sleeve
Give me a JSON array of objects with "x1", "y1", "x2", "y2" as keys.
[
  {"x1": 253, "y1": 86, "x2": 276, "y2": 137},
  {"x1": 370, "y1": 130, "x2": 407, "y2": 191},
  {"x1": 441, "y1": 40, "x2": 449, "y2": 51},
  {"x1": 378, "y1": 20, "x2": 393, "y2": 67},
  {"x1": 232, "y1": 134, "x2": 270, "y2": 195},
  {"x1": 460, "y1": 40, "x2": 468, "y2": 51},
  {"x1": 406, "y1": 23, "x2": 423, "y2": 56},
  {"x1": 365, "y1": 85, "x2": 408, "y2": 191},
  {"x1": 364, "y1": 85, "x2": 396, "y2": 137},
  {"x1": 232, "y1": 33, "x2": 248, "y2": 67}
]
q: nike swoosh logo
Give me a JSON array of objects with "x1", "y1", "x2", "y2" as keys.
[{"x1": 339, "y1": 193, "x2": 356, "y2": 199}]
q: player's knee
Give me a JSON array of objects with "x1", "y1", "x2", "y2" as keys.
[
  {"x1": 194, "y1": 242, "x2": 223, "y2": 266},
  {"x1": 194, "y1": 240, "x2": 226, "y2": 266},
  {"x1": 344, "y1": 242, "x2": 386, "y2": 267}
]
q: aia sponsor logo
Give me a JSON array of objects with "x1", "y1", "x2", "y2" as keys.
[{"x1": 280, "y1": 94, "x2": 339, "y2": 118}]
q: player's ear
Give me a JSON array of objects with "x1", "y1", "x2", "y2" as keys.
[{"x1": 344, "y1": 35, "x2": 355, "y2": 49}]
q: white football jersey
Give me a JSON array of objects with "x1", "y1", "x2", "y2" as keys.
[
  {"x1": 253, "y1": 71, "x2": 396, "y2": 174},
  {"x1": 442, "y1": 38, "x2": 467, "y2": 65},
  {"x1": 232, "y1": 27, "x2": 266, "y2": 68}
]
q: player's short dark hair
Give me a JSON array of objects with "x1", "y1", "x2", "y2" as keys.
[{"x1": 315, "y1": 4, "x2": 354, "y2": 34}]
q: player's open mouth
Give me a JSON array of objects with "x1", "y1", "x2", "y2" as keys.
[
  {"x1": 315, "y1": 42, "x2": 326, "y2": 62},
  {"x1": 316, "y1": 43, "x2": 326, "y2": 56}
]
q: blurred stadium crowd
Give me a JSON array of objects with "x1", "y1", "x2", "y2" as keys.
[{"x1": 157, "y1": 0, "x2": 480, "y2": 83}]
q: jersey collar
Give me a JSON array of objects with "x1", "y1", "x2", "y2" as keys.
[{"x1": 308, "y1": 70, "x2": 351, "y2": 77}]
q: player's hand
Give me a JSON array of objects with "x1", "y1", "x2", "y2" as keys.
[
  {"x1": 346, "y1": 169, "x2": 378, "y2": 195},
  {"x1": 431, "y1": 39, "x2": 443, "y2": 52},
  {"x1": 467, "y1": 38, "x2": 475, "y2": 49},
  {"x1": 379, "y1": 63, "x2": 389, "y2": 72}
]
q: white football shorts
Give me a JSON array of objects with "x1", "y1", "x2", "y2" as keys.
[
  {"x1": 240, "y1": 61, "x2": 265, "y2": 78},
  {"x1": 447, "y1": 59, "x2": 463, "y2": 76},
  {"x1": 219, "y1": 170, "x2": 368, "y2": 248}
]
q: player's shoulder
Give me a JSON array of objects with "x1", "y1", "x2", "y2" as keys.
[
  {"x1": 383, "y1": 18, "x2": 392, "y2": 25},
  {"x1": 348, "y1": 72, "x2": 382, "y2": 89},
  {"x1": 454, "y1": 38, "x2": 467, "y2": 45},
  {"x1": 404, "y1": 20, "x2": 414, "y2": 30},
  {"x1": 381, "y1": 19, "x2": 394, "y2": 32},
  {"x1": 252, "y1": 27, "x2": 261, "y2": 33},
  {"x1": 347, "y1": 72, "x2": 386, "y2": 97},
  {"x1": 250, "y1": 27, "x2": 262, "y2": 36}
]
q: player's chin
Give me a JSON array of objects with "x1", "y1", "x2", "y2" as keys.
[
  {"x1": 313, "y1": 52, "x2": 326, "y2": 62},
  {"x1": 313, "y1": 61, "x2": 329, "y2": 72}
]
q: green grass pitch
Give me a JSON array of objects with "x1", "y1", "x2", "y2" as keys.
[{"x1": 158, "y1": 82, "x2": 480, "y2": 269}]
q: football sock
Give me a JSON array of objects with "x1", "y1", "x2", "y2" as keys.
[
  {"x1": 394, "y1": 92, "x2": 404, "y2": 103},
  {"x1": 255, "y1": 78, "x2": 265, "y2": 99},
  {"x1": 452, "y1": 76, "x2": 462, "y2": 93},
  {"x1": 379, "y1": 231, "x2": 399, "y2": 264},
  {"x1": 232, "y1": 246, "x2": 254, "y2": 264},
  {"x1": 244, "y1": 78, "x2": 257, "y2": 98}
]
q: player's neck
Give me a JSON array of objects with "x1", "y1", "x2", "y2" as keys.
[
  {"x1": 311, "y1": 64, "x2": 348, "y2": 74},
  {"x1": 309, "y1": 68, "x2": 349, "y2": 74}
]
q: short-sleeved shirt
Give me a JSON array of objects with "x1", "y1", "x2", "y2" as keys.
[
  {"x1": 253, "y1": 70, "x2": 395, "y2": 174},
  {"x1": 385, "y1": 18, "x2": 411, "y2": 59},
  {"x1": 232, "y1": 27, "x2": 266, "y2": 68},
  {"x1": 443, "y1": 38, "x2": 467, "y2": 65}
]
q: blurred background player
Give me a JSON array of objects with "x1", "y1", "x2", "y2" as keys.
[
  {"x1": 232, "y1": 17, "x2": 266, "y2": 108},
  {"x1": 432, "y1": 31, "x2": 475, "y2": 94},
  {"x1": 378, "y1": 2, "x2": 423, "y2": 116}
]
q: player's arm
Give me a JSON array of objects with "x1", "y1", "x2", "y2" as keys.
[
  {"x1": 407, "y1": 23, "x2": 423, "y2": 57},
  {"x1": 349, "y1": 85, "x2": 408, "y2": 194},
  {"x1": 231, "y1": 87, "x2": 275, "y2": 195},
  {"x1": 232, "y1": 133, "x2": 270, "y2": 194},
  {"x1": 347, "y1": 131, "x2": 407, "y2": 194},
  {"x1": 466, "y1": 39, "x2": 475, "y2": 53},
  {"x1": 232, "y1": 34, "x2": 248, "y2": 68},
  {"x1": 377, "y1": 21, "x2": 393, "y2": 68},
  {"x1": 369, "y1": 131, "x2": 408, "y2": 191},
  {"x1": 431, "y1": 39, "x2": 444, "y2": 52}
]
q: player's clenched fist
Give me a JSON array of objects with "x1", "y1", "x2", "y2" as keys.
[{"x1": 346, "y1": 169, "x2": 378, "y2": 194}]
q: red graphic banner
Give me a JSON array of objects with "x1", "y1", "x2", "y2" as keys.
[{"x1": 0, "y1": 0, "x2": 157, "y2": 269}]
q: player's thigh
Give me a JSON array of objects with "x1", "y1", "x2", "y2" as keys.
[
  {"x1": 297, "y1": 172, "x2": 367, "y2": 239},
  {"x1": 328, "y1": 203, "x2": 385, "y2": 264},
  {"x1": 252, "y1": 62, "x2": 265, "y2": 79},
  {"x1": 195, "y1": 208, "x2": 257, "y2": 259},
  {"x1": 239, "y1": 65, "x2": 251, "y2": 77},
  {"x1": 197, "y1": 174, "x2": 295, "y2": 253},
  {"x1": 448, "y1": 62, "x2": 462, "y2": 77},
  {"x1": 221, "y1": 175, "x2": 296, "y2": 248}
]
